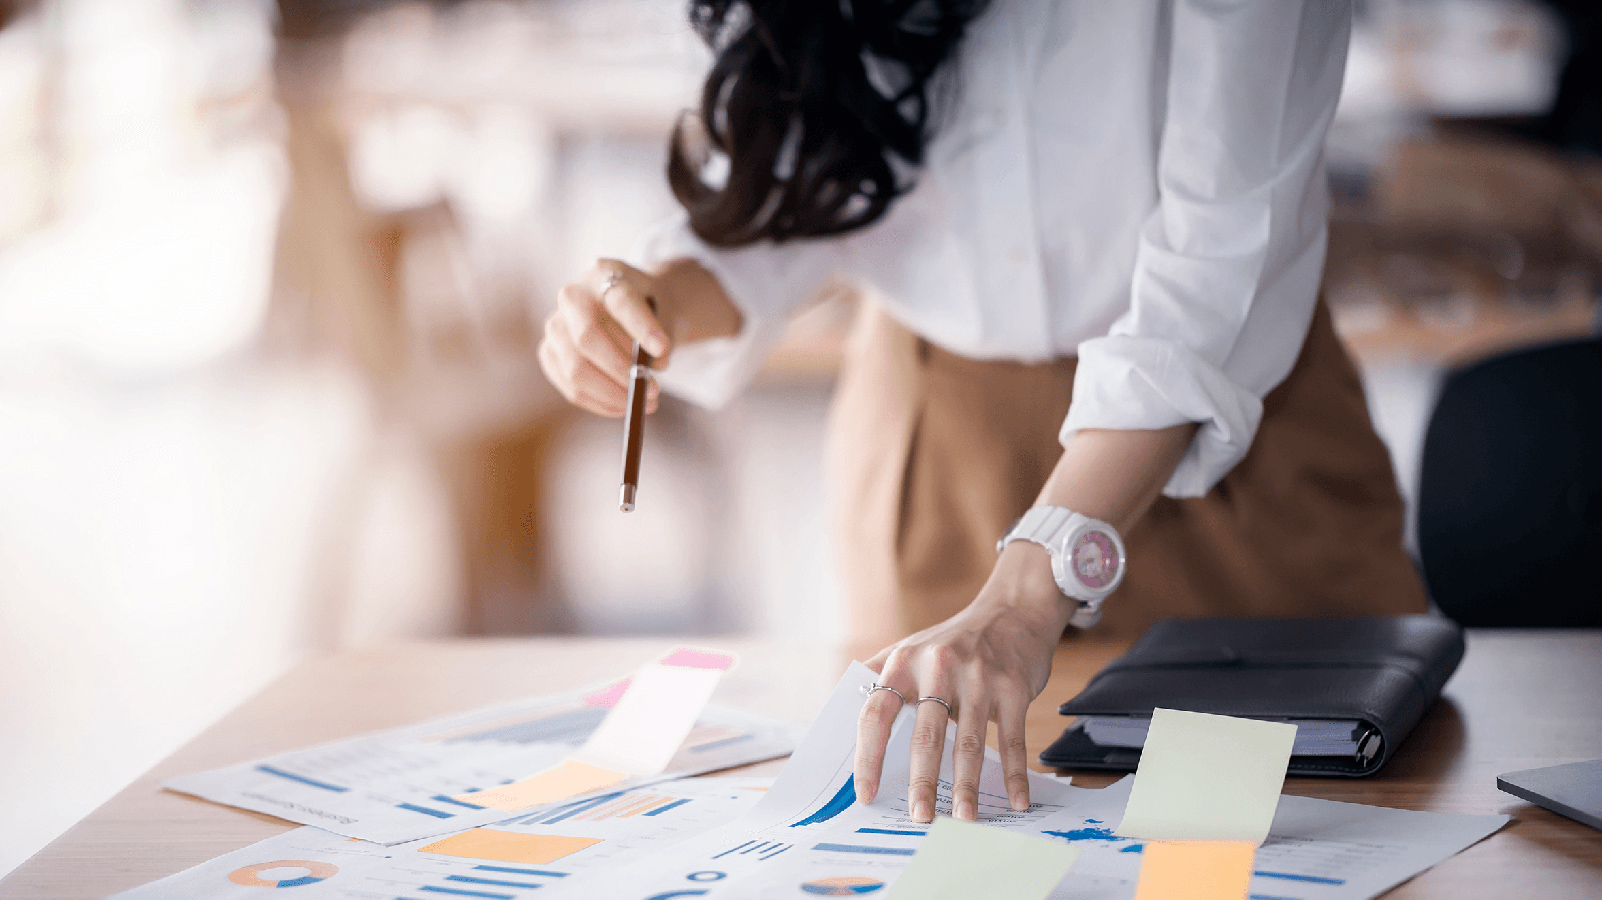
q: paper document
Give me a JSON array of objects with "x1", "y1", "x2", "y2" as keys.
[
  {"x1": 1115, "y1": 708, "x2": 1297, "y2": 845},
  {"x1": 1033, "y1": 777, "x2": 1508, "y2": 899},
  {"x1": 164, "y1": 652, "x2": 796, "y2": 844},
  {"x1": 539, "y1": 661, "x2": 1095, "y2": 899},
  {"x1": 111, "y1": 776, "x2": 773, "y2": 899}
]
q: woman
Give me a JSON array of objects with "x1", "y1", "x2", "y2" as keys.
[{"x1": 538, "y1": 0, "x2": 1425, "y2": 824}]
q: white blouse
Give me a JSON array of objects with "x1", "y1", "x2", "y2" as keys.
[{"x1": 629, "y1": 0, "x2": 1352, "y2": 498}]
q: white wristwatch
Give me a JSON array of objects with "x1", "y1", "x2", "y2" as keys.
[{"x1": 997, "y1": 507, "x2": 1126, "y2": 628}]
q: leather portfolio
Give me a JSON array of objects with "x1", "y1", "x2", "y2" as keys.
[{"x1": 1039, "y1": 615, "x2": 1465, "y2": 777}]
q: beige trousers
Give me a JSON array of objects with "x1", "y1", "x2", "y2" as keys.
[{"x1": 825, "y1": 301, "x2": 1429, "y2": 648}]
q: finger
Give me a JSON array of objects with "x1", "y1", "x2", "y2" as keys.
[
  {"x1": 906, "y1": 692, "x2": 950, "y2": 824},
  {"x1": 593, "y1": 261, "x2": 669, "y2": 358},
  {"x1": 949, "y1": 694, "x2": 990, "y2": 822},
  {"x1": 571, "y1": 357, "x2": 629, "y2": 417},
  {"x1": 538, "y1": 322, "x2": 574, "y2": 399},
  {"x1": 865, "y1": 645, "x2": 895, "y2": 674},
  {"x1": 854, "y1": 650, "x2": 914, "y2": 806},
  {"x1": 996, "y1": 700, "x2": 1032, "y2": 813},
  {"x1": 543, "y1": 317, "x2": 628, "y2": 416},
  {"x1": 559, "y1": 285, "x2": 634, "y2": 384}
]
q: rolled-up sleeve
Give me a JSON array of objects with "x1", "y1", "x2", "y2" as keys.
[
  {"x1": 1060, "y1": 0, "x2": 1351, "y2": 497},
  {"x1": 626, "y1": 214, "x2": 845, "y2": 408}
]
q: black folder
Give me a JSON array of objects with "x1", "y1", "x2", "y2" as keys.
[{"x1": 1039, "y1": 615, "x2": 1465, "y2": 777}]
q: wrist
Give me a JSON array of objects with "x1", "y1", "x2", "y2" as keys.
[{"x1": 980, "y1": 542, "x2": 1075, "y2": 627}]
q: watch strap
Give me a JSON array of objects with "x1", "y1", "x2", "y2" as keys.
[{"x1": 996, "y1": 506, "x2": 1085, "y2": 556}]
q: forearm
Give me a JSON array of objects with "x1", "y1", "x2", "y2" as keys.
[
  {"x1": 1034, "y1": 424, "x2": 1198, "y2": 533},
  {"x1": 987, "y1": 424, "x2": 1198, "y2": 615}
]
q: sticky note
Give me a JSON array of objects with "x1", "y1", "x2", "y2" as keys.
[
  {"x1": 884, "y1": 817, "x2": 1079, "y2": 900},
  {"x1": 420, "y1": 829, "x2": 603, "y2": 864},
  {"x1": 1115, "y1": 708, "x2": 1296, "y2": 845},
  {"x1": 578, "y1": 662, "x2": 725, "y2": 776},
  {"x1": 461, "y1": 760, "x2": 627, "y2": 812},
  {"x1": 659, "y1": 647, "x2": 738, "y2": 670},
  {"x1": 1133, "y1": 841, "x2": 1256, "y2": 900},
  {"x1": 582, "y1": 678, "x2": 632, "y2": 708}
]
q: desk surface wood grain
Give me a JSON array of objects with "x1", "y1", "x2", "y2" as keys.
[{"x1": 4, "y1": 631, "x2": 1600, "y2": 898}]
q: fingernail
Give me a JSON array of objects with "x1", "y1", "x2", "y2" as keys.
[
  {"x1": 859, "y1": 785, "x2": 875, "y2": 804},
  {"x1": 955, "y1": 799, "x2": 976, "y2": 821},
  {"x1": 646, "y1": 334, "x2": 668, "y2": 357},
  {"x1": 912, "y1": 800, "x2": 932, "y2": 822},
  {"x1": 1011, "y1": 793, "x2": 1029, "y2": 812}
]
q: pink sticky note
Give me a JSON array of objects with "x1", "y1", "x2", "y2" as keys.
[
  {"x1": 659, "y1": 648, "x2": 737, "y2": 671},
  {"x1": 582, "y1": 678, "x2": 632, "y2": 708}
]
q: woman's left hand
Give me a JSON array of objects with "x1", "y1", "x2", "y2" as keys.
[{"x1": 854, "y1": 543, "x2": 1072, "y2": 823}]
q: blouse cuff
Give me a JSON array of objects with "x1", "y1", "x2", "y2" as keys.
[
  {"x1": 1061, "y1": 335, "x2": 1264, "y2": 498},
  {"x1": 623, "y1": 221, "x2": 787, "y2": 410}
]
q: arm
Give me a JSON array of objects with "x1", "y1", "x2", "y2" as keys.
[
  {"x1": 852, "y1": 425, "x2": 1195, "y2": 822},
  {"x1": 854, "y1": 0, "x2": 1352, "y2": 824}
]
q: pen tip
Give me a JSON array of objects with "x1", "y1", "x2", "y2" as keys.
[{"x1": 619, "y1": 484, "x2": 636, "y2": 512}]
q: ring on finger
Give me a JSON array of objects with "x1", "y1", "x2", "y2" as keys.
[
  {"x1": 598, "y1": 270, "x2": 623, "y2": 299},
  {"x1": 917, "y1": 696, "x2": 953, "y2": 716},
  {"x1": 861, "y1": 683, "x2": 907, "y2": 705}
]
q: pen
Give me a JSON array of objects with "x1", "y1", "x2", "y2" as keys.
[{"x1": 619, "y1": 298, "x2": 655, "y2": 512}]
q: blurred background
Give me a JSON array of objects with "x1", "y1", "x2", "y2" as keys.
[{"x1": 0, "y1": 0, "x2": 1597, "y2": 878}]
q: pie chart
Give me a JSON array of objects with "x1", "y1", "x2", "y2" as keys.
[
  {"x1": 800, "y1": 876, "x2": 885, "y2": 895},
  {"x1": 227, "y1": 860, "x2": 338, "y2": 888}
]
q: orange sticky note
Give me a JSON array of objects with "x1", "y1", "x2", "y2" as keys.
[
  {"x1": 457, "y1": 759, "x2": 627, "y2": 812},
  {"x1": 1133, "y1": 841, "x2": 1256, "y2": 900},
  {"x1": 420, "y1": 829, "x2": 602, "y2": 864}
]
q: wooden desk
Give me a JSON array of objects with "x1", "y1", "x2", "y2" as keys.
[{"x1": 4, "y1": 631, "x2": 1599, "y2": 898}]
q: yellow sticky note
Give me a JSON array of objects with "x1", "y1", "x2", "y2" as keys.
[
  {"x1": 457, "y1": 760, "x2": 627, "y2": 812},
  {"x1": 1133, "y1": 841, "x2": 1256, "y2": 900},
  {"x1": 1115, "y1": 708, "x2": 1296, "y2": 845},
  {"x1": 420, "y1": 829, "x2": 603, "y2": 864},
  {"x1": 884, "y1": 817, "x2": 1079, "y2": 900}
]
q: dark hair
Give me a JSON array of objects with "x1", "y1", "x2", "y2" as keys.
[{"x1": 670, "y1": 0, "x2": 987, "y2": 247}]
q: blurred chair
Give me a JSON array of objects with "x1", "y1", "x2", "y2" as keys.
[{"x1": 1418, "y1": 336, "x2": 1602, "y2": 626}]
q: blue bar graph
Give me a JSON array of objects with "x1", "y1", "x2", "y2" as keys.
[
  {"x1": 433, "y1": 794, "x2": 486, "y2": 810},
  {"x1": 538, "y1": 791, "x2": 626, "y2": 825},
  {"x1": 1255, "y1": 870, "x2": 1345, "y2": 886},
  {"x1": 856, "y1": 828, "x2": 926, "y2": 836},
  {"x1": 417, "y1": 886, "x2": 515, "y2": 899},
  {"x1": 812, "y1": 843, "x2": 916, "y2": 856},
  {"x1": 642, "y1": 798, "x2": 693, "y2": 817},
  {"x1": 255, "y1": 765, "x2": 348, "y2": 793},
  {"x1": 446, "y1": 874, "x2": 544, "y2": 889},
  {"x1": 397, "y1": 803, "x2": 454, "y2": 819},
  {"x1": 474, "y1": 865, "x2": 567, "y2": 878}
]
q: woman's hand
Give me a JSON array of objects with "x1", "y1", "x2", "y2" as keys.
[
  {"x1": 538, "y1": 259, "x2": 672, "y2": 418},
  {"x1": 539, "y1": 257, "x2": 741, "y2": 417},
  {"x1": 854, "y1": 543, "x2": 1071, "y2": 823}
]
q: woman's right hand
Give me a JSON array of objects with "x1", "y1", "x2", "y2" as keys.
[{"x1": 538, "y1": 259, "x2": 672, "y2": 418}]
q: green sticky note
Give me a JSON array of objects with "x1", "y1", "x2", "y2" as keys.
[
  {"x1": 884, "y1": 817, "x2": 1079, "y2": 900},
  {"x1": 1114, "y1": 708, "x2": 1297, "y2": 845}
]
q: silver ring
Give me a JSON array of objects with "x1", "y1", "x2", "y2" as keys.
[
  {"x1": 860, "y1": 683, "x2": 906, "y2": 704},
  {"x1": 599, "y1": 271, "x2": 623, "y2": 299},
  {"x1": 918, "y1": 696, "x2": 953, "y2": 716}
]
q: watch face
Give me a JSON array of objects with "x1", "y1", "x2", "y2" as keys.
[{"x1": 1070, "y1": 529, "x2": 1120, "y2": 590}]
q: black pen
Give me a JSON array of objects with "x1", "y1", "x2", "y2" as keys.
[{"x1": 619, "y1": 299, "x2": 655, "y2": 512}]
